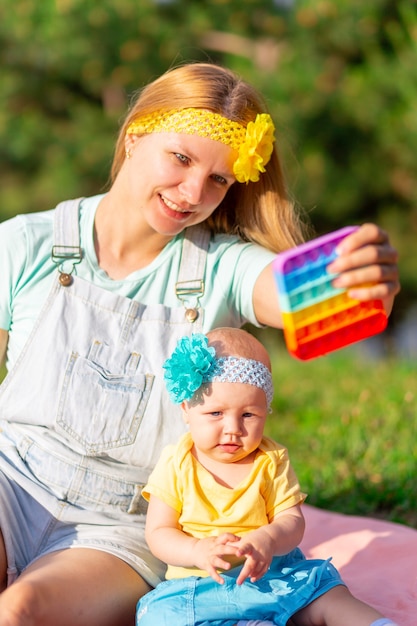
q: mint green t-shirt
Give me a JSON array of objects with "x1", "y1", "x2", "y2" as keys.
[{"x1": 0, "y1": 195, "x2": 275, "y2": 370}]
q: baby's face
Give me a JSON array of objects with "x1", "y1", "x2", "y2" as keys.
[{"x1": 182, "y1": 381, "x2": 267, "y2": 466}]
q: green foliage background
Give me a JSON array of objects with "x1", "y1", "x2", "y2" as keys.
[
  {"x1": 0, "y1": 0, "x2": 416, "y2": 316},
  {"x1": 0, "y1": 0, "x2": 416, "y2": 524}
]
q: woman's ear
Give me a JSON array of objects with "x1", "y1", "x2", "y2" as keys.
[{"x1": 124, "y1": 133, "x2": 140, "y2": 156}]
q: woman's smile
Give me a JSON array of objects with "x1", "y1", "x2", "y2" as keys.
[{"x1": 159, "y1": 193, "x2": 194, "y2": 217}]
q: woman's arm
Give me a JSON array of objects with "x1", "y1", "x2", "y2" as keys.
[
  {"x1": 0, "y1": 330, "x2": 8, "y2": 369},
  {"x1": 253, "y1": 223, "x2": 400, "y2": 327},
  {"x1": 252, "y1": 263, "x2": 283, "y2": 328},
  {"x1": 145, "y1": 494, "x2": 242, "y2": 584}
]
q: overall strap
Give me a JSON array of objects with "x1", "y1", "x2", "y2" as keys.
[
  {"x1": 176, "y1": 224, "x2": 210, "y2": 322},
  {"x1": 51, "y1": 198, "x2": 84, "y2": 284}
]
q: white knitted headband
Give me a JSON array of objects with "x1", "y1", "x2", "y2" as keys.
[
  {"x1": 203, "y1": 356, "x2": 273, "y2": 406},
  {"x1": 163, "y1": 334, "x2": 273, "y2": 406}
]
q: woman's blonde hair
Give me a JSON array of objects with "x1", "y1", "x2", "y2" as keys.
[{"x1": 111, "y1": 62, "x2": 310, "y2": 252}]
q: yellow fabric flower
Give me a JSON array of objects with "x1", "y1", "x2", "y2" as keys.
[{"x1": 233, "y1": 113, "x2": 275, "y2": 183}]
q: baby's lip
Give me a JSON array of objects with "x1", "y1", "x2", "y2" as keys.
[{"x1": 218, "y1": 443, "x2": 241, "y2": 453}]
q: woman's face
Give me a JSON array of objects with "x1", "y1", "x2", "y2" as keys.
[{"x1": 123, "y1": 131, "x2": 237, "y2": 236}]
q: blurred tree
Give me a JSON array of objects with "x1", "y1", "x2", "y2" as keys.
[
  {"x1": 0, "y1": 0, "x2": 287, "y2": 218},
  {"x1": 0, "y1": 0, "x2": 415, "y2": 311},
  {"x1": 192, "y1": 0, "x2": 417, "y2": 317},
  {"x1": 270, "y1": 0, "x2": 417, "y2": 317}
]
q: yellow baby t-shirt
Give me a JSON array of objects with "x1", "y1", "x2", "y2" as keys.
[{"x1": 142, "y1": 432, "x2": 306, "y2": 579}]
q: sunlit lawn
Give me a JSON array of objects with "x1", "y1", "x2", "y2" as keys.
[
  {"x1": 1, "y1": 336, "x2": 415, "y2": 527},
  {"x1": 262, "y1": 334, "x2": 417, "y2": 528}
]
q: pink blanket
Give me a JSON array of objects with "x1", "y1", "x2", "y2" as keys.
[{"x1": 300, "y1": 506, "x2": 417, "y2": 626}]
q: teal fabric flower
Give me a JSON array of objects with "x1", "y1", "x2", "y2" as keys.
[{"x1": 163, "y1": 334, "x2": 216, "y2": 403}]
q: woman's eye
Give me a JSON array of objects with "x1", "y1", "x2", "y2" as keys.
[
  {"x1": 211, "y1": 174, "x2": 227, "y2": 185},
  {"x1": 174, "y1": 153, "x2": 189, "y2": 164}
]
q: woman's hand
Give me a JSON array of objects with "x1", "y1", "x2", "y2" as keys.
[
  {"x1": 253, "y1": 222, "x2": 400, "y2": 328},
  {"x1": 327, "y1": 223, "x2": 400, "y2": 315}
]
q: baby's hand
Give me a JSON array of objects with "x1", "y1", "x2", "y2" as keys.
[
  {"x1": 231, "y1": 535, "x2": 274, "y2": 585},
  {"x1": 192, "y1": 533, "x2": 241, "y2": 584}
]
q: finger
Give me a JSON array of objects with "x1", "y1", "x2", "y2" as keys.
[
  {"x1": 332, "y1": 259, "x2": 399, "y2": 287},
  {"x1": 236, "y1": 562, "x2": 266, "y2": 585},
  {"x1": 328, "y1": 244, "x2": 399, "y2": 276},
  {"x1": 214, "y1": 556, "x2": 233, "y2": 570},
  {"x1": 236, "y1": 565, "x2": 251, "y2": 585},
  {"x1": 332, "y1": 264, "x2": 400, "y2": 300},
  {"x1": 216, "y1": 533, "x2": 240, "y2": 545},
  {"x1": 207, "y1": 567, "x2": 225, "y2": 585},
  {"x1": 336, "y1": 223, "x2": 390, "y2": 253},
  {"x1": 250, "y1": 572, "x2": 265, "y2": 583},
  {"x1": 235, "y1": 555, "x2": 260, "y2": 585},
  {"x1": 216, "y1": 544, "x2": 241, "y2": 557},
  {"x1": 347, "y1": 281, "x2": 400, "y2": 302},
  {"x1": 250, "y1": 562, "x2": 270, "y2": 583},
  {"x1": 235, "y1": 543, "x2": 253, "y2": 557}
]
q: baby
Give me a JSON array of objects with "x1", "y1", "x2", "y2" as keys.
[{"x1": 136, "y1": 327, "x2": 397, "y2": 626}]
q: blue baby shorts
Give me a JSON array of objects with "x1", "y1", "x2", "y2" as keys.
[{"x1": 136, "y1": 547, "x2": 345, "y2": 626}]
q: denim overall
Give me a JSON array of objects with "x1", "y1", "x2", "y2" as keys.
[{"x1": 0, "y1": 198, "x2": 208, "y2": 585}]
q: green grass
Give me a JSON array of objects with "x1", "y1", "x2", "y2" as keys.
[
  {"x1": 1, "y1": 341, "x2": 416, "y2": 527},
  {"x1": 262, "y1": 335, "x2": 417, "y2": 528}
]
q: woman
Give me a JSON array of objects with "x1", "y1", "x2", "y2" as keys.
[{"x1": 0, "y1": 62, "x2": 399, "y2": 626}]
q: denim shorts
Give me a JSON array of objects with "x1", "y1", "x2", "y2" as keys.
[
  {"x1": 136, "y1": 548, "x2": 345, "y2": 626},
  {"x1": 0, "y1": 470, "x2": 165, "y2": 587}
]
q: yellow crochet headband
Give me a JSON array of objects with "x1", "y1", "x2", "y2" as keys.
[{"x1": 126, "y1": 108, "x2": 275, "y2": 183}]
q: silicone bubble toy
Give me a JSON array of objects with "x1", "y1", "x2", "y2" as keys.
[{"x1": 273, "y1": 226, "x2": 388, "y2": 360}]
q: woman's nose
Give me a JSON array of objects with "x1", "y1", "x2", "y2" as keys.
[{"x1": 179, "y1": 174, "x2": 205, "y2": 205}]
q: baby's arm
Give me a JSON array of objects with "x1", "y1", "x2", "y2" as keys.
[
  {"x1": 145, "y1": 494, "x2": 242, "y2": 584},
  {"x1": 232, "y1": 504, "x2": 305, "y2": 585}
]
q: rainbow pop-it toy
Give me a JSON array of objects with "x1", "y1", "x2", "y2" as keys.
[{"x1": 273, "y1": 226, "x2": 388, "y2": 360}]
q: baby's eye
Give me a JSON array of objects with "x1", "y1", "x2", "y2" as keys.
[
  {"x1": 205, "y1": 411, "x2": 223, "y2": 419},
  {"x1": 242, "y1": 412, "x2": 255, "y2": 419}
]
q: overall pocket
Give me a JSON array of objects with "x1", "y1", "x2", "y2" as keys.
[{"x1": 57, "y1": 344, "x2": 154, "y2": 455}]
